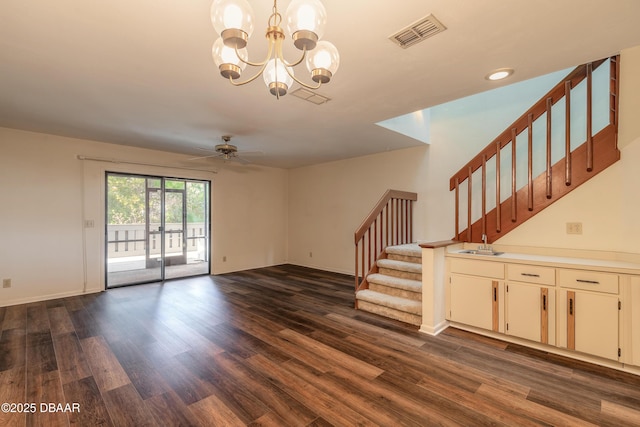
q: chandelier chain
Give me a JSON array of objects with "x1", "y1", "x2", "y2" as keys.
[{"x1": 269, "y1": 0, "x2": 282, "y2": 27}]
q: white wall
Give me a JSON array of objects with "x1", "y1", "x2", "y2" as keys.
[
  {"x1": 287, "y1": 67, "x2": 572, "y2": 274},
  {"x1": 288, "y1": 146, "x2": 430, "y2": 274},
  {"x1": 0, "y1": 128, "x2": 288, "y2": 306},
  {"x1": 3, "y1": 46, "x2": 639, "y2": 306},
  {"x1": 495, "y1": 45, "x2": 640, "y2": 252}
]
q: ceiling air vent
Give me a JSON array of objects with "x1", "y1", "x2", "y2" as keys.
[
  {"x1": 291, "y1": 88, "x2": 331, "y2": 105},
  {"x1": 389, "y1": 14, "x2": 446, "y2": 49}
]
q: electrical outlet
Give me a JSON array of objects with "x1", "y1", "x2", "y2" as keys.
[
  {"x1": 566, "y1": 222, "x2": 583, "y2": 235},
  {"x1": 84, "y1": 219, "x2": 95, "y2": 228},
  {"x1": 2, "y1": 278, "x2": 11, "y2": 288}
]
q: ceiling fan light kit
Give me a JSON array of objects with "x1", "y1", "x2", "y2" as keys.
[
  {"x1": 211, "y1": 0, "x2": 340, "y2": 98},
  {"x1": 189, "y1": 135, "x2": 263, "y2": 164}
]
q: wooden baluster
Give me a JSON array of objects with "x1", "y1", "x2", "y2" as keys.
[
  {"x1": 395, "y1": 199, "x2": 399, "y2": 245},
  {"x1": 482, "y1": 154, "x2": 487, "y2": 238},
  {"x1": 511, "y1": 130, "x2": 517, "y2": 222},
  {"x1": 495, "y1": 141, "x2": 501, "y2": 232},
  {"x1": 408, "y1": 201, "x2": 413, "y2": 242},
  {"x1": 355, "y1": 241, "x2": 359, "y2": 291},
  {"x1": 371, "y1": 227, "x2": 376, "y2": 270},
  {"x1": 455, "y1": 178, "x2": 460, "y2": 239},
  {"x1": 385, "y1": 202, "x2": 390, "y2": 248},
  {"x1": 378, "y1": 213, "x2": 382, "y2": 254},
  {"x1": 467, "y1": 166, "x2": 472, "y2": 242},
  {"x1": 586, "y1": 63, "x2": 593, "y2": 172},
  {"x1": 610, "y1": 56, "x2": 619, "y2": 128},
  {"x1": 546, "y1": 98, "x2": 552, "y2": 199},
  {"x1": 565, "y1": 81, "x2": 572, "y2": 186},
  {"x1": 405, "y1": 200, "x2": 411, "y2": 243},
  {"x1": 373, "y1": 218, "x2": 377, "y2": 261},
  {"x1": 361, "y1": 237, "x2": 365, "y2": 283},
  {"x1": 403, "y1": 200, "x2": 407, "y2": 243},
  {"x1": 405, "y1": 200, "x2": 409, "y2": 243},
  {"x1": 527, "y1": 114, "x2": 534, "y2": 210}
]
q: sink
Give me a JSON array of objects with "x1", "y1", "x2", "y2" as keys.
[{"x1": 458, "y1": 249, "x2": 503, "y2": 256}]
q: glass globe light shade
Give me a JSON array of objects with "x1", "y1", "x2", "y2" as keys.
[
  {"x1": 263, "y1": 59, "x2": 294, "y2": 97},
  {"x1": 212, "y1": 37, "x2": 247, "y2": 80},
  {"x1": 211, "y1": 0, "x2": 254, "y2": 48},
  {"x1": 285, "y1": 0, "x2": 327, "y2": 50},
  {"x1": 306, "y1": 41, "x2": 339, "y2": 83}
]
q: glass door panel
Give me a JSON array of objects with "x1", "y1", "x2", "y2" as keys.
[
  {"x1": 165, "y1": 180, "x2": 209, "y2": 279},
  {"x1": 106, "y1": 174, "x2": 162, "y2": 287},
  {"x1": 106, "y1": 173, "x2": 210, "y2": 288},
  {"x1": 144, "y1": 185, "x2": 163, "y2": 280},
  {"x1": 164, "y1": 185, "x2": 187, "y2": 267}
]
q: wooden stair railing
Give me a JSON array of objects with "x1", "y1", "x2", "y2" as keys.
[
  {"x1": 450, "y1": 56, "x2": 620, "y2": 243},
  {"x1": 354, "y1": 190, "x2": 417, "y2": 299}
]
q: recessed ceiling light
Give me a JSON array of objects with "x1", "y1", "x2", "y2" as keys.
[{"x1": 485, "y1": 68, "x2": 514, "y2": 81}]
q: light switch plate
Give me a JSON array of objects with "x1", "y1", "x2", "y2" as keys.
[{"x1": 566, "y1": 222, "x2": 583, "y2": 234}]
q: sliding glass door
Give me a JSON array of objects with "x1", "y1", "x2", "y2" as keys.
[{"x1": 106, "y1": 173, "x2": 210, "y2": 288}]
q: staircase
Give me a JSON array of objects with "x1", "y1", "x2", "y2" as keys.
[
  {"x1": 451, "y1": 56, "x2": 620, "y2": 243},
  {"x1": 355, "y1": 243, "x2": 422, "y2": 326},
  {"x1": 352, "y1": 57, "x2": 621, "y2": 327}
]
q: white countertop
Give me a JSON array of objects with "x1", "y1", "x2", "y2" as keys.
[{"x1": 447, "y1": 249, "x2": 640, "y2": 275}]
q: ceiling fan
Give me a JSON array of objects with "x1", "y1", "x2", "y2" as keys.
[{"x1": 189, "y1": 135, "x2": 263, "y2": 164}]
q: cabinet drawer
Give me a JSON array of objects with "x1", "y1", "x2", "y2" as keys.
[
  {"x1": 557, "y1": 269, "x2": 618, "y2": 294},
  {"x1": 507, "y1": 264, "x2": 555, "y2": 286},
  {"x1": 450, "y1": 258, "x2": 504, "y2": 279}
]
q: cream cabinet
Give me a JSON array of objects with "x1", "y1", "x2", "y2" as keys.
[
  {"x1": 447, "y1": 258, "x2": 503, "y2": 333},
  {"x1": 557, "y1": 268, "x2": 620, "y2": 361},
  {"x1": 449, "y1": 275, "x2": 498, "y2": 331},
  {"x1": 505, "y1": 264, "x2": 556, "y2": 345},
  {"x1": 505, "y1": 282, "x2": 555, "y2": 344},
  {"x1": 446, "y1": 253, "x2": 633, "y2": 367}
]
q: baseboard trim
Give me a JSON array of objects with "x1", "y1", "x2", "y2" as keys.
[
  {"x1": 419, "y1": 320, "x2": 449, "y2": 336},
  {"x1": 448, "y1": 322, "x2": 640, "y2": 376},
  {"x1": 0, "y1": 288, "x2": 103, "y2": 308}
]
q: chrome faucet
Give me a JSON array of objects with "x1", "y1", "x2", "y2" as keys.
[{"x1": 478, "y1": 234, "x2": 493, "y2": 253}]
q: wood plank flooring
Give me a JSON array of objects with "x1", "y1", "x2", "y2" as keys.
[{"x1": 2, "y1": 264, "x2": 640, "y2": 426}]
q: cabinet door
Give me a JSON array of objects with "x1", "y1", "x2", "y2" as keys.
[
  {"x1": 449, "y1": 274, "x2": 497, "y2": 331},
  {"x1": 506, "y1": 283, "x2": 551, "y2": 344},
  {"x1": 566, "y1": 290, "x2": 619, "y2": 361}
]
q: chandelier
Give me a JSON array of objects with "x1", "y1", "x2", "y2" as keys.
[{"x1": 210, "y1": 0, "x2": 340, "y2": 98}]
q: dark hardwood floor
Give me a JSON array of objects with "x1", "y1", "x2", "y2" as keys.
[{"x1": 2, "y1": 264, "x2": 640, "y2": 426}]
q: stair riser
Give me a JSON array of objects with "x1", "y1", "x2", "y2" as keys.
[
  {"x1": 387, "y1": 253, "x2": 422, "y2": 264},
  {"x1": 377, "y1": 267, "x2": 421, "y2": 282},
  {"x1": 357, "y1": 301, "x2": 421, "y2": 326},
  {"x1": 369, "y1": 283, "x2": 421, "y2": 301}
]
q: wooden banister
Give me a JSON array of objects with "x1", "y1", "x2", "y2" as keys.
[
  {"x1": 449, "y1": 58, "x2": 608, "y2": 191},
  {"x1": 354, "y1": 189, "x2": 417, "y2": 300},
  {"x1": 450, "y1": 56, "x2": 620, "y2": 244},
  {"x1": 354, "y1": 190, "x2": 417, "y2": 242}
]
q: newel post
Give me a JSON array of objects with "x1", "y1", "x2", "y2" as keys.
[{"x1": 418, "y1": 240, "x2": 460, "y2": 335}]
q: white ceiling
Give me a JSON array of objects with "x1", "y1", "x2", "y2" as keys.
[{"x1": 2, "y1": 1, "x2": 640, "y2": 169}]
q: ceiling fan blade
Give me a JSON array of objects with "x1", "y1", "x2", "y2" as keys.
[
  {"x1": 231, "y1": 155, "x2": 252, "y2": 164},
  {"x1": 187, "y1": 153, "x2": 223, "y2": 161},
  {"x1": 237, "y1": 150, "x2": 264, "y2": 157}
]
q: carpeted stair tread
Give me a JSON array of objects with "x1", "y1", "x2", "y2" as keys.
[
  {"x1": 356, "y1": 289, "x2": 421, "y2": 315},
  {"x1": 367, "y1": 273, "x2": 421, "y2": 293},
  {"x1": 377, "y1": 258, "x2": 422, "y2": 274},
  {"x1": 385, "y1": 243, "x2": 422, "y2": 258}
]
